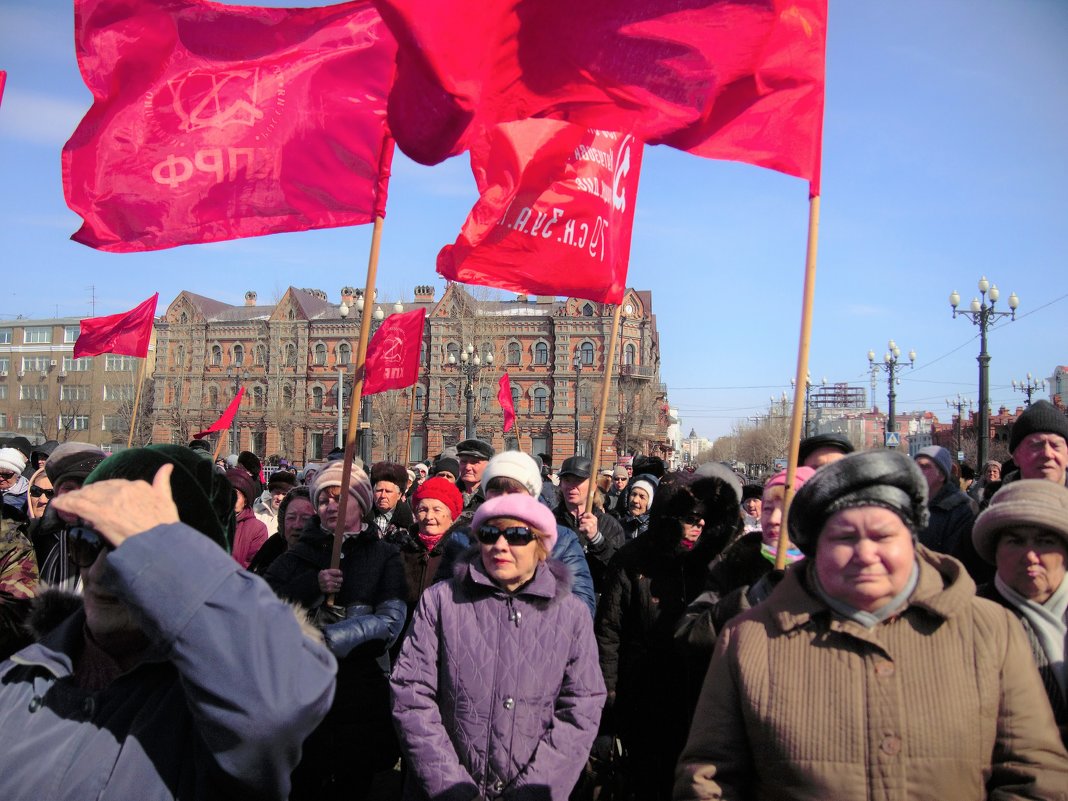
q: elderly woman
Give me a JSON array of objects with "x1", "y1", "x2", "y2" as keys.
[
  {"x1": 387, "y1": 476, "x2": 463, "y2": 605},
  {"x1": 972, "y1": 479, "x2": 1068, "y2": 742},
  {"x1": 264, "y1": 462, "x2": 407, "y2": 801},
  {"x1": 613, "y1": 473, "x2": 658, "y2": 540},
  {"x1": 675, "y1": 450, "x2": 1068, "y2": 800},
  {"x1": 392, "y1": 492, "x2": 605, "y2": 800},
  {"x1": 248, "y1": 486, "x2": 313, "y2": 576}
]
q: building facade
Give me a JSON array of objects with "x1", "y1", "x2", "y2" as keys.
[{"x1": 150, "y1": 284, "x2": 672, "y2": 467}]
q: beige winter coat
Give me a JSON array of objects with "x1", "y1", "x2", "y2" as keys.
[{"x1": 675, "y1": 547, "x2": 1068, "y2": 801}]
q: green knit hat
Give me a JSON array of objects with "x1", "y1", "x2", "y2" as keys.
[{"x1": 84, "y1": 445, "x2": 234, "y2": 551}]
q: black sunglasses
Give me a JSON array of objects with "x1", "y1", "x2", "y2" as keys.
[
  {"x1": 476, "y1": 525, "x2": 537, "y2": 546},
  {"x1": 0, "y1": 471, "x2": 17, "y2": 481},
  {"x1": 678, "y1": 514, "x2": 705, "y2": 527},
  {"x1": 67, "y1": 525, "x2": 114, "y2": 568},
  {"x1": 30, "y1": 485, "x2": 55, "y2": 500}
]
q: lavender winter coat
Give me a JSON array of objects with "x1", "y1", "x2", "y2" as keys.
[{"x1": 391, "y1": 554, "x2": 606, "y2": 801}]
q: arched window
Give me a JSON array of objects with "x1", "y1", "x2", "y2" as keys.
[
  {"x1": 420, "y1": 341, "x2": 428, "y2": 366},
  {"x1": 285, "y1": 343, "x2": 296, "y2": 367},
  {"x1": 581, "y1": 303, "x2": 594, "y2": 317},
  {"x1": 179, "y1": 312, "x2": 188, "y2": 325},
  {"x1": 446, "y1": 342, "x2": 460, "y2": 364},
  {"x1": 282, "y1": 384, "x2": 294, "y2": 408},
  {"x1": 624, "y1": 343, "x2": 636, "y2": 366},
  {"x1": 480, "y1": 387, "x2": 493, "y2": 412},
  {"x1": 255, "y1": 344, "x2": 267, "y2": 366},
  {"x1": 233, "y1": 344, "x2": 244, "y2": 366},
  {"x1": 445, "y1": 384, "x2": 457, "y2": 412},
  {"x1": 507, "y1": 342, "x2": 521, "y2": 365},
  {"x1": 312, "y1": 386, "x2": 324, "y2": 410},
  {"x1": 208, "y1": 385, "x2": 219, "y2": 407},
  {"x1": 415, "y1": 385, "x2": 426, "y2": 412},
  {"x1": 253, "y1": 386, "x2": 265, "y2": 408},
  {"x1": 175, "y1": 344, "x2": 185, "y2": 369},
  {"x1": 210, "y1": 345, "x2": 222, "y2": 366},
  {"x1": 533, "y1": 387, "x2": 549, "y2": 414},
  {"x1": 511, "y1": 386, "x2": 521, "y2": 412},
  {"x1": 338, "y1": 342, "x2": 351, "y2": 366},
  {"x1": 534, "y1": 342, "x2": 548, "y2": 365},
  {"x1": 580, "y1": 341, "x2": 594, "y2": 365},
  {"x1": 314, "y1": 343, "x2": 327, "y2": 366}
]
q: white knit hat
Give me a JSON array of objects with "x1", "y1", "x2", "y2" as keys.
[
  {"x1": 482, "y1": 451, "x2": 543, "y2": 497},
  {"x1": 0, "y1": 447, "x2": 27, "y2": 476}
]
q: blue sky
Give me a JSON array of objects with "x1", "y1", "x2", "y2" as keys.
[{"x1": 1, "y1": 0, "x2": 1066, "y2": 441}]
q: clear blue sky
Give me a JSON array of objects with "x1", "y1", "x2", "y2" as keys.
[{"x1": 1, "y1": 0, "x2": 1065, "y2": 441}]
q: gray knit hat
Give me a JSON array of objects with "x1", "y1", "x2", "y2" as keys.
[
  {"x1": 971, "y1": 479, "x2": 1068, "y2": 564},
  {"x1": 788, "y1": 450, "x2": 929, "y2": 557},
  {"x1": 915, "y1": 445, "x2": 953, "y2": 482}
]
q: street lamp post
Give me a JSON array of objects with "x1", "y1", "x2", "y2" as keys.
[
  {"x1": 225, "y1": 367, "x2": 248, "y2": 454},
  {"x1": 573, "y1": 351, "x2": 584, "y2": 456},
  {"x1": 868, "y1": 340, "x2": 915, "y2": 447},
  {"x1": 946, "y1": 393, "x2": 973, "y2": 458},
  {"x1": 790, "y1": 373, "x2": 827, "y2": 437},
  {"x1": 340, "y1": 293, "x2": 401, "y2": 463},
  {"x1": 448, "y1": 343, "x2": 493, "y2": 439},
  {"x1": 1011, "y1": 373, "x2": 1045, "y2": 407},
  {"x1": 949, "y1": 277, "x2": 1018, "y2": 469}
]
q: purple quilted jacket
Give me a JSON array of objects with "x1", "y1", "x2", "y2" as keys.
[{"x1": 391, "y1": 554, "x2": 606, "y2": 800}]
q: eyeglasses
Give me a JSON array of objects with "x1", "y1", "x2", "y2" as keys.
[
  {"x1": 0, "y1": 471, "x2": 17, "y2": 482},
  {"x1": 29, "y1": 486, "x2": 55, "y2": 500},
  {"x1": 678, "y1": 514, "x2": 705, "y2": 527},
  {"x1": 476, "y1": 525, "x2": 537, "y2": 546},
  {"x1": 66, "y1": 525, "x2": 114, "y2": 568}
]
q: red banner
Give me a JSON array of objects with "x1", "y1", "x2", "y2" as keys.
[
  {"x1": 374, "y1": 0, "x2": 825, "y2": 193},
  {"x1": 437, "y1": 121, "x2": 642, "y2": 305},
  {"x1": 498, "y1": 374, "x2": 516, "y2": 433},
  {"x1": 362, "y1": 308, "x2": 427, "y2": 396},
  {"x1": 193, "y1": 386, "x2": 246, "y2": 439},
  {"x1": 0, "y1": 71, "x2": 7, "y2": 108},
  {"x1": 63, "y1": 0, "x2": 397, "y2": 253},
  {"x1": 73, "y1": 293, "x2": 158, "y2": 359}
]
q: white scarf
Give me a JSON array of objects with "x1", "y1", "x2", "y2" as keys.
[{"x1": 994, "y1": 572, "x2": 1068, "y2": 699}]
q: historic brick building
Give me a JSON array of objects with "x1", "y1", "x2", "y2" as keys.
[{"x1": 150, "y1": 283, "x2": 672, "y2": 467}]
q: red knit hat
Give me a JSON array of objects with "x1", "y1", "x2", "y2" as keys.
[{"x1": 412, "y1": 476, "x2": 463, "y2": 521}]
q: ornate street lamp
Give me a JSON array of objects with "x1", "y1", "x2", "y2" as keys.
[
  {"x1": 868, "y1": 340, "x2": 915, "y2": 447},
  {"x1": 448, "y1": 342, "x2": 493, "y2": 439},
  {"x1": 1011, "y1": 373, "x2": 1045, "y2": 407}
]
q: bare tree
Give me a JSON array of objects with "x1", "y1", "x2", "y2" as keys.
[
  {"x1": 113, "y1": 382, "x2": 155, "y2": 446},
  {"x1": 615, "y1": 377, "x2": 660, "y2": 455},
  {"x1": 371, "y1": 389, "x2": 412, "y2": 462}
]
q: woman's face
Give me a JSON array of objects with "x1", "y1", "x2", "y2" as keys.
[
  {"x1": 627, "y1": 486, "x2": 650, "y2": 516},
  {"x1": 760, "y1": 489, "x2": 788, "y2": 547},
  {"x1": 416, "y1": 498, "x2": 454, "y2": 539},
  {"x1": 815, "y1": 506, "x2": 916, "y2": 613},
  {"x1": 742, "y1": 496, "x2": 762, "y2": 517},
  {"x1": 28, "y1": 475, "x2": 54, "y2": 518},
  {"x1": 995, "y1": 526, "x2": 1067, "y2": 604},
  {"x1": 680, "y1": 513, "x2": 704, "y2": 544},
  {"x1": 282, "y1": 498, "x2": 314, "y2": 548},
  {"x1": 479, "y1": 516, "x2": 541, "y2": 592},
  {"x1": 317, "y1": 487, "x2": 363, "y2": 532}
]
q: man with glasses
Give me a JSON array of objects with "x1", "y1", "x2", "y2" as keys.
[{"x1": 0, "y1": 445, "x2": 337, "y2": 800}]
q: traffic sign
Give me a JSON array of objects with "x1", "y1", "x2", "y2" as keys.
[{"x1": 885, "y1": 432, "x2": 901, "y2": 447}]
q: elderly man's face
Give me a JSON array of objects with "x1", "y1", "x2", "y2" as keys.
[
  {"x1": 995, "y1": 526, "x2": 1067, "y2": 604},
  {"x1": 458, "y1": 456, "x2": 487, "y2": 489},
  {"x1": 82, "y1": 551, "x2": 146, "y2": 653},
  {"x1": 374, "y1": 480, "x2": 402, "y2": 512},
  {"x1": 914, "y1": 456, "x2": 945, "y2": 497},
  {"x1": 1013, "y1": 433, "x2": 1068, "y2": 484}
]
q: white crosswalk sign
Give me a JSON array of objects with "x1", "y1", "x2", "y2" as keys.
[{"x1": 885, "y1": 432, "x2": 901, "y2": 447}]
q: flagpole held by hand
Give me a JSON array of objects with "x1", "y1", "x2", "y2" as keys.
[{"x1": 584, "y1": 303, "x2": 622, "y2": 515}]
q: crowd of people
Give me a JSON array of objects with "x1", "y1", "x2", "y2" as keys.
[{"x1": 0, "y1": 397, "x2": 1065, "y2": 799}]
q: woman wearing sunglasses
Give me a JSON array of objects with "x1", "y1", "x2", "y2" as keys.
[{"x1": 392, "y1": 492, "x2": 605, "y2": 800}]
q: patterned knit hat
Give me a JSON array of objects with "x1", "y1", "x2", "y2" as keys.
[{"x1": 311, "y1": 460, "x2": 373, "y2": 516}]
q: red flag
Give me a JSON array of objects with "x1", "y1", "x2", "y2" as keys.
[
  {"x1": 73, "y1": 293, "x2": 158, "y2": 359},
  {"x1": 438, "y1": 121, "x2": 642, "y2": 305},
  {"x1": 193, "y1": 387, "x2": 246, "y2": 439},
  {"x1": 0, "y1": 71, "x2": 7, "y2": 108},
  {"x1": 362, "y1": 308, "x2": 427, "y2": 396},
  {"x1": 374, "y1": 0, "x2": 825, "y2": 193},
  {"x1": 63, "y1": 0, "x2": 397, "y2": 253},
  {"x1": 498, "y1": 374, "x2": 516, "y2": 433}
]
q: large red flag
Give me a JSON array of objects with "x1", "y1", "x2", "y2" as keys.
[
  {"x1": 374, "y1": 0, "x2": 825, "y2": 193},
  {"x1": 193, "y1": 387, "x2": 246, "y2": 439},
  {"x1": 362, "y1": 308, "x2": 427, "y2": 396},
  {"x1": 73, "y1": 293, "x2": 159, "y2": 359},
  {"x1": 498, "y1": 374, "x2": 515, "y2": 433},
  {"x1": 63, "y1": 0, "x2": 397, "y2": 253},
  {"x1": 438, "y1": 121, "x2": 642, "y2": 305}
]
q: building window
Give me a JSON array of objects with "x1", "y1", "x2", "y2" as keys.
[
  {"x1": 312, "y1": 386, "x2": 324, "y2": 410},
  {"x1": 179, "y1": 312, "x2": 188, "y2": 325},
  {"x1": 62, "y1": 356, "x2": 92, "y2": 372},
  {"x1": 480, "y1": 387, "x2": 493, "y2": 412},
  {"x1": 415, "y1": 385, "x2": 426, "y2": 412},
  {"x1": 309, "y1": 432, "x2": 324, "y2": 460},
  {"x1": 105, "y1": 355, "x2": 137, "y2": 372},
  {"x1": 580, "y1": 341, "x2": 594, "y2": 365},
  {"x1": 507, "y1": 342, "x2": 521, "y2": 365},
  {"x1": 251, "y1": 431, "x2": 266, "y2": 456},
  {"x1": 624, "y1": 343, "x2": 636, "y2": 366},
  {"x1": 0, "y1": 330, "x2": 11, "y2": 344},
  {"x1": 581, "y1": 303, "x2": 594, "y2": 317},
  {"x1": 338, "y1": 342, "x2": 351, "y2": 366},
  {"x1": 18, "y1": 415, "x2": 44, "y2": 431},
  {"x1": 511, "y1": 386, "x2": 520, "y2": 412},
  {"x1": 0, "y1": 358, "x2": 8, "y2": 373},
  {"x1": 61, "y1": 415, "x2": 90, "y2": 431},
  {"x1": 62, "y1": 385, "x2": 90, "y2": 401},
  {"x1": 22, "y1": 357, "x2": 49, "y2": 373},
  {"x1": 24, "y1": 327, "x2": 51, "y2": 344},
  {"x1": 103, "y1": 385, "x2": 133, "y2": 401},
  {"x1": 285, "y1": 343, "x2": 296, "y2": 367},
  {"x1": 444, "y1": 384, "x2": 457, "y2": 412},
  {"x1": 255, "y1": 344, "x2": 267, "y2": 366},
  {"x1": 446, "y1": 342, "x2": 459, "y2": 364},
  {"x1": 531, "y1": 436, "x2": 548, "y2": 457},
  {"x1": 175, "y1": 344, "x2": 185, "y2": 369},
  {"x1": 210, "y1": 345, "x2": 222, "y2": 366},
  {"x1": 579, "y1": 385, "x2": 593, "y2": 413},
  {"x1": 209, "y1": 385, "x2": 219, "y2": 407},
  {"x1": 533, "y1": 387, "x2": 548, "y2": 414},
  {"x1": 253, "y1": 386, "x2": 265, "y2": 408},
  {"x1": 102, "y1": 415, "x2": 123, "y2": 432},
  {"x1": 0, "y1": 386, "x2": 6, "y2": 400},
  {"x1": 282, "y1": 384, "x2": 294, "y2": 408},
  {"x1": 409, "y1": 433, "x2": 425, "y2": 462},
  {"x1": 534, "y1": 342, "x2": 548, "y2": 365},
  {"x1": 233, "y1": 344, "x2": 244, "y2": 366},
  {"x1": 313, "y1": 343, "x2": 327, "y2": 366},
  {"x1": 504, "y1": 435, "x2": 519, "y2": 451},
  {"x1": 64, "y1": 325, "x2": 80, "y2": 343},
  {"x1": 20, "y1": 385, "x2": 48, "y2": 401},
  {"x1": 0, "y1": 413, "x2": 7, "y2": 428}
]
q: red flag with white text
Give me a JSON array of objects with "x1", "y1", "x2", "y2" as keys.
[
  {"x1": 73, "y1": 293, "x2": 158, "y2": 359},
  {"x1": 374, "y1": 0, "x2": 825, "y2": 193},
  {"x1": 498, "y1": 374, "x2": 516, "y2": 433},
  {"x1": 362, "y1": 308, "x2": 427, "y2": 396},
  {"x1": 193, "y1": 387, "x2": 246, "y2": 439},
  {"x1": 438, "y1": 121, "x2": 642, "y2": 305},
  {"x1": 63, "y1": 0, "x2": 397, "y2": 252}
]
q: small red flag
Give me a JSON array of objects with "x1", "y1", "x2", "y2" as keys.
[
  {"x1": 73, "y1": 292, "x2": 158, "y2": 359},
  {"x1": 437, "y1": 121, "x2": 642, "y2": 305},
  {"x1": 0, "y1": 71, "x2": 7, "y2": 108},
  {"x1": 63, "y1": 0, "x2": 397, "y2": 253},
  {"x1": 498, "y1": 374, "x2": 516, "y2": 433},
  {"x1": 375, "y1": 0, "x2": 825, "y2": 193},
  {"x1": 362, "y1": 308, "x2": 427, "y2": 396},
  {"x1": 193, "y1": 387, "x2": 246, "y2": 439}
]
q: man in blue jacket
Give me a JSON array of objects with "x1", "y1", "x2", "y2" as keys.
[{"x1": 0, "y1": 445, "x2": 337, "y2": 801}]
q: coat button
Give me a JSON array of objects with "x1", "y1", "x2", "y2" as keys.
[
  {"x1": 492, "y1": 780, "x2": 504, "y2": 793},
  {"x1": 503, "y1": 697, "x2": 514, "y2": 710},
  {"x1": 880, "y1": 735, "x2": 902, "y2": 755},
  {"x1": 874, "y1": 661, "x2": 895, "y2": 677},
  {"x1": 28, "y1": 695, "x2": 43, "y2": 713}
]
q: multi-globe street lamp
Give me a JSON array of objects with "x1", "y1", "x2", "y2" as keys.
[
  {"x1": 1011, "y1": 373, "x2": 1046, "y2": 407},
  {"x1": 868, "y1": 340, "x2": 915, "y2": 447},
  {"x1": 949, "y1": 276, "x2": 1018, "y2": 469},
  {"x1": 448, "y1": 343, "x2": 493, "y2": 439},
  {"x1": 790, "y1": 372, "x2": 826, "y2": 438}
]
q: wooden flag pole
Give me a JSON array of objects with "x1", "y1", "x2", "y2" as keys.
[
  {"x1": 126, "y1": 357, "x2": 147, "y2": 448},
  {"x1": 584, "y1": 303, "x2": 623, "y2": 514},
  {"x1": 776, "y1": 195, "x2": 821, "y2": 570}
]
